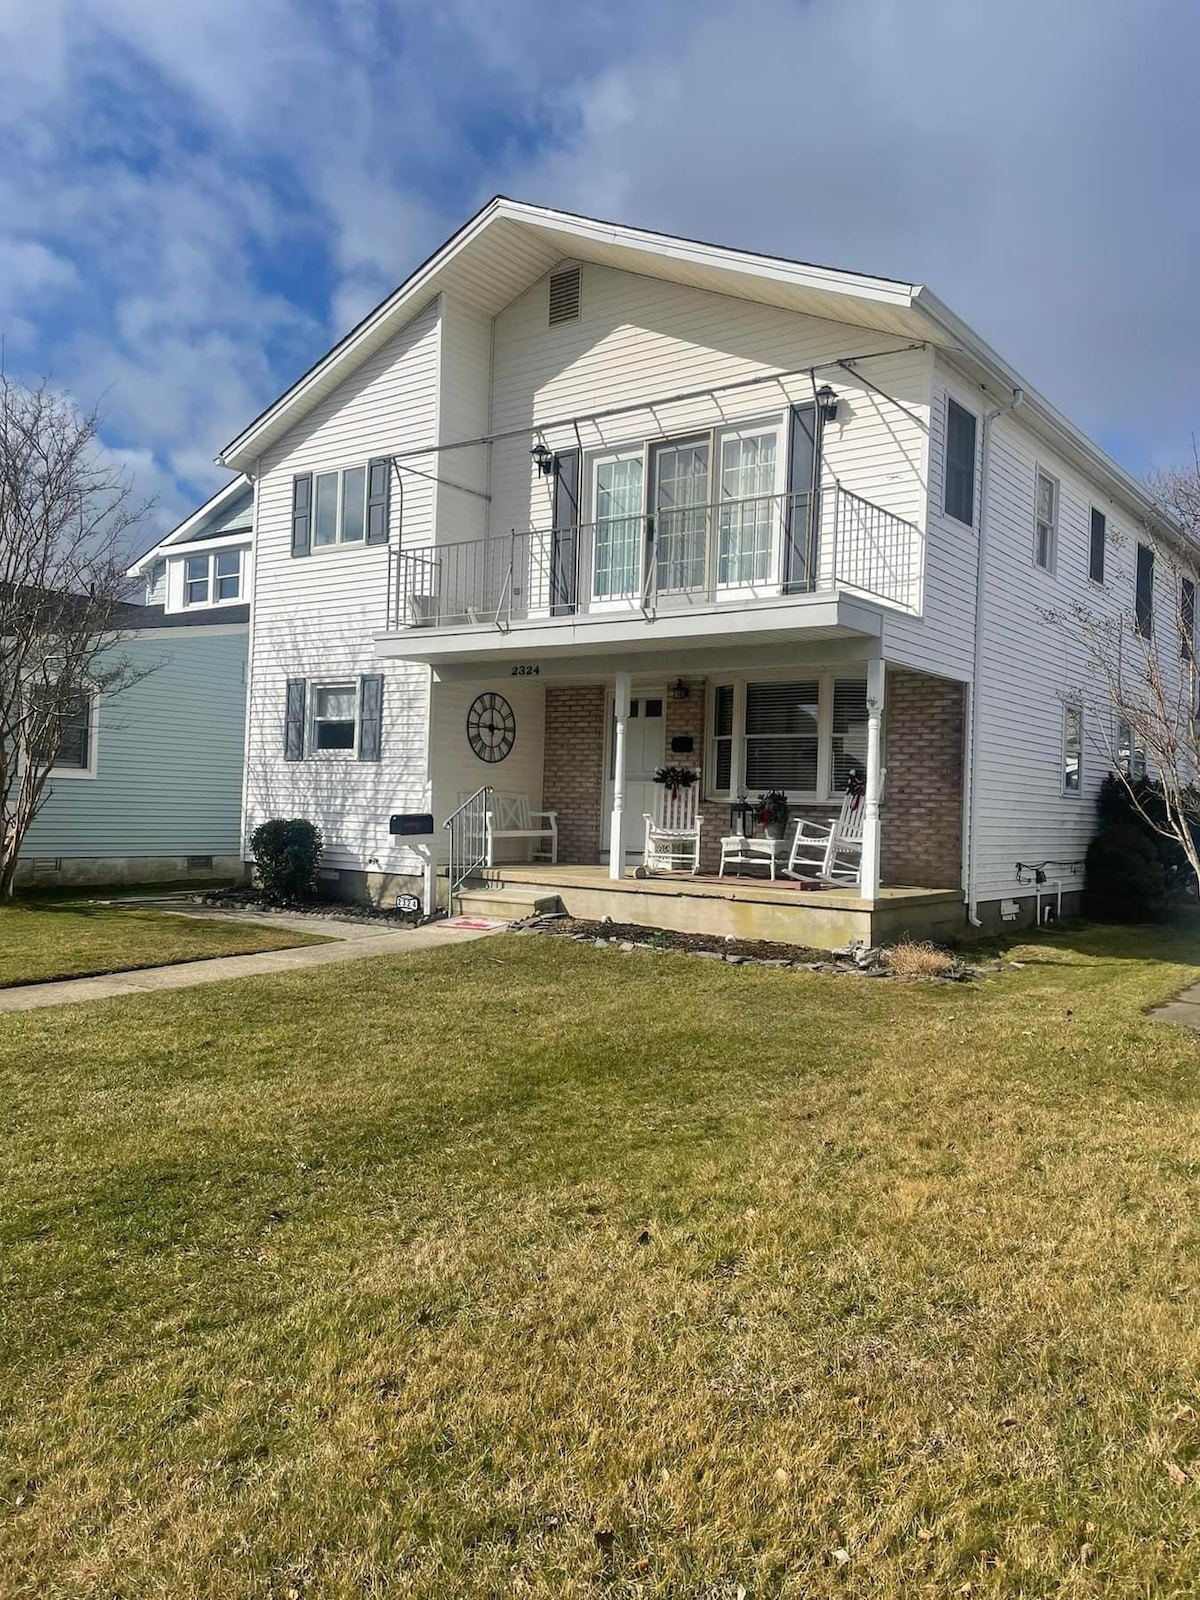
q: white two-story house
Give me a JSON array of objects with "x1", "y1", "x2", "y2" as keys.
[{"x1": 213, "y1": 197, "x2": 1193, "y2": 946}]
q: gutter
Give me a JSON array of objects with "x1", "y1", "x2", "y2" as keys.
[{"x1": 965, "y1": 385, "x2": 1023, "y2": 926}]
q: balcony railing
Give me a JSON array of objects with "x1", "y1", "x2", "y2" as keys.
[{"x1": 390, "y1": 484, "x2": 918, "y2": 631}]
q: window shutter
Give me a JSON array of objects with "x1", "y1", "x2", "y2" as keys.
[
  {"x1": 366, "y1": 457, "x2": 391, "y2": 545},
  {"x1": 357, "y1": 673, "x2": 383, "y2": 762},
  {"x1": 1136, "y1": 543, "x2": 1155, "y2": 636},
  {"x1": 284, "y1": 679, "x2": 307, "y2": 761},
  {"x1": 291, "y1": 474, "x2": 313, "y2": 558},
  {"x1": 550, "y1": 448, "x2": 580, "y2": 615}
]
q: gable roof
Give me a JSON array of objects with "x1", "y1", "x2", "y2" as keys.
[
  {"x1": 126, "y1": 475, "x2": 253, "y2": 578},
  {"x1": 217, "y1": 196, "x2": 1179, "y2": 545}
]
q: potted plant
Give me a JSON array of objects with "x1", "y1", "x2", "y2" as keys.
[{"x1": 756, "y1": 789, "x2": 790, "y2": 839}]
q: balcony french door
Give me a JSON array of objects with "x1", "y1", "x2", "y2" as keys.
[{"x1": 651, "y1": 438, "x2": 709, "y2": 596}]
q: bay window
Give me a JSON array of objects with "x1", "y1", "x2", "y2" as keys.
[{"x1": 709, "y1": 676, "x2": 870, "y2": 801}]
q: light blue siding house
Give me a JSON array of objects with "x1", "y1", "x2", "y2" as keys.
[{"x1": 18, "y1": 479, "x2": 254, "y2": 889}]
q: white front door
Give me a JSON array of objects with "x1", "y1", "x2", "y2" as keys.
[{"x1": 602, "y1": 688, "x2": 667, "y2": 860}]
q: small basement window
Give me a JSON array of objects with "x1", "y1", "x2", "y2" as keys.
[{"x1": 548, "y1": 266, "x2": 581, "y2": 326}]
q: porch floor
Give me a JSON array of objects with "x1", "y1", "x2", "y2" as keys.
[{"x1": 475, "y1": 863, "x2": 965, "y2": 950}]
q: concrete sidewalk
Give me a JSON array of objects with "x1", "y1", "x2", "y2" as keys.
[
  {"x1": 1150, "y1": 981, "x2": 1200, "y2": 1030},
  {"x1": 0, "y1": 918, "x2": 497, "y2": 1014}
]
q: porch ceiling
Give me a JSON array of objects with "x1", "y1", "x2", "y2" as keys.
[{"x1": 375, "y1": 591, "x2": 883, "y2": 675}]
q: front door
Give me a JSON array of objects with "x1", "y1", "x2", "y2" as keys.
[{"x1": 602, "y1": 689, "x2": 667, "y2": 860}]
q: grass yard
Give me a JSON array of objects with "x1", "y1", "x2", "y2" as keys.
[
  {"x1": 3, "y1": 925, "x2": 1200, "y2": 1595},
  {"x1": 0, "y1": 902, "x2": 327, "y2": 987}
]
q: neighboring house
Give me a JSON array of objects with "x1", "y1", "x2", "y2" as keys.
[
  {"x1": 210, "y1": 197, "x2": 1195, "y2": 939},
  {"x1": 17, "y1": 484, "x2": 253, "y2": 888}
]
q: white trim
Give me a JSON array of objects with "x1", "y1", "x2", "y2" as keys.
[
  {"x1": 1062, "y1": 699, "x2": 1083, "y2": 797},
  {"x1": 308, "y1": 679, "x2": 360, "y2": 758},
  {"x1": 24, "y1": 686, "x2": 100, "y2": 782},
  {"x1": 705, "y1": 671, "x2": 869, "y2": 805},
  {"x1": 310, "y1": 462, "x2": 370, "y2": 551},
  {"x1": 126, "y1": 475, "x2": 251, "y2": 576},
  {"x1": 1034, "y1": 464, "x2": 1059, "y2": 574},
  {"x1": 182, "y1": 547, "x2": 244, "y2": 608}
]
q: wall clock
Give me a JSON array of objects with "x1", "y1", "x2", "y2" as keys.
[{"x1": 467, "y1": 691, "x2": 517, "y2": 763}]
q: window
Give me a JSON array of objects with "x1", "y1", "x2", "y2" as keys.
[
  {"x1": 1063, "y1": 702, "x2": 1082, "y2": 794},
  {"x1": 28, "y1": 688, "x2": 94, "y2": 776},
  {"x1": 313, "y1": 465, "x2": 367, "y2": 548},
  {"x1": 1135, "y1": 542, "x2": 1154, "y2": 636},
  {"x1": 944, "y1": 399, "x2": 977, "y2": 525},
  {"x1": 310, "y1": 683, "x2": 358, "y2": 751},
  {"x1": 718, "y1": 430, "x2": 778, "y2": 584},
  {"x1": 1089, "y1": 508, "x2": 1106, "y2": 585},
  {"x1": 1116, "y1": 715, "x2": 1146, "y2": 780},
  {"x1": 744, "y1": 681, "x2": 820, "y2": 791},
  {"x1": 591, "y1": 454, "x2": 644, "y2": 600},
  {"x1": 1182, "y1": 577, "x2": 1195, "y2": 662},
  {"x1": 1034, "y1": 468, "x2": 1058, "y2": 571},
  {"x1": 709, "y1": 676, "x2": 869, "y2": 800},
  {"x1": 184, "y1": 548, "x2": 242, "y2": 606}
]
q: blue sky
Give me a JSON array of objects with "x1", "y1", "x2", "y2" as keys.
[{"x1": 2, "y1": 0, "x2": 1199, "y2": 548}]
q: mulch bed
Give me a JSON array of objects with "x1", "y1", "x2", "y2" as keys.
[
  {"x1": 198, "y1": 888, "x2": 422, "y2": 927},
  {"x1": 526, "y1": 916, "x2": 834, "y2": 966}
]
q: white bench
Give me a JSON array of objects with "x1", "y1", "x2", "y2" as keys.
[{"x1": 484, "y1": 792, "x2": 558, "y2": 866}]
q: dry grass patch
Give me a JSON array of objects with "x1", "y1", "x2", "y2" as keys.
[
  {"x1": 885, "y1": 937, "x2": 957, "y2": 979},
  {"x1": 2, "y1": 924, "x2": 1200, "y2": 1595}
]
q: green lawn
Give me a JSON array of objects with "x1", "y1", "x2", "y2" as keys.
[
  {"x1": 3, "y1": 926, "x2": 1200, "y2": 1596},
  {"x1": 0, "y1": 903, "x2": 326, "y2": 987}
]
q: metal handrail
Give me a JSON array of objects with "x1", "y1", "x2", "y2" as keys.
[
  {"x1": 392, "y1": 482, "x2": 919, "y2": 629},
  {"x1": 444, "y1": 784, "x2": 492, "y2": 909}
]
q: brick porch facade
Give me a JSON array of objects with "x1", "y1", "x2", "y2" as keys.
[{"x1": 540, "y1": 669, "x2": 965, "y2": 889}]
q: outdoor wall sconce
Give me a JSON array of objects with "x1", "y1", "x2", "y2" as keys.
[
  {"x1": 531, "y1": 442, "x2": 556, "y2": 475},
  {"x1": 816, "y1": 384, "x2": 840, "y2": 423},
  {"x1": 671, "y1": 678, "x2": 690, "y2": 700}
]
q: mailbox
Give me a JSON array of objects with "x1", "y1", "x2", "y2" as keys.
[{"x1": 389, "y1": 813, "x2": 434, "y2": 836}]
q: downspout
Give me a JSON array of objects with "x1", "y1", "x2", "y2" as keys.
[{"x1": 965, "y1": 385, "x2": 1023, "y2": 925}]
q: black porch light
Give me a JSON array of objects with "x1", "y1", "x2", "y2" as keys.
[
  {"x1": 816, "y1": 384, "x2": 839, "y2": 423},
  {"x1": 531, "y1": 441, "x2": 556, "y2": 476},
  {"x1": 671, "y1": 678, "x2": 690, "y2": 701}
]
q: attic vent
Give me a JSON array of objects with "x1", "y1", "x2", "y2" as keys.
[{"x1": 548, "y1": 267, "x2": 581, "y2": 327}]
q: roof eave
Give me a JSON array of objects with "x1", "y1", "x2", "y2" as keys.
[{"x1": 125, "y1": 474, "x2": 251, "y2": 577}]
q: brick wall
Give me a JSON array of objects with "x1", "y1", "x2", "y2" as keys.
[
  {"x1": 881, "y1": 668, "x2": 965, "y2": 888},
  {"x1": 543, "y1": 684, "x2": 606, "y2": 863}
]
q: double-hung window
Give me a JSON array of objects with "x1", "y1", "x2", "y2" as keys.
[
  {"x1": 1181, "y1": 577, "x2": 1195, "y2": 662},
  {"x1": 1034, "y1": 468, "x2": 1058, "y2": 571},
  {"x1": 1062, "y1": 702, "x2": 1082, "y2": 795},
  {"x1": 944, "y1": 399, "x2": 977, "y2": 526},
  {"x1": 314, "y1": 465, "x2": 368, "y2": 548},
  {"x1": 184, "y1": 549, "x2": 242, "y2": 606},
  {"x1": 310, "y1": 683, "x2": 358, "y2": 751},
  {"x1": 1116, "y1": 715, "x2": 1146, "y2": 780},
  {"x1": 709, "y1": 677, "x2": 868, "y2": 801},
  {"x1": 28, "y1": 687, "x2": 95, "y2": 777}
]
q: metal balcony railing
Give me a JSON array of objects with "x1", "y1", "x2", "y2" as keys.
[{"x1": 390, "y1": 484, "x2": 918, "y2": 631}]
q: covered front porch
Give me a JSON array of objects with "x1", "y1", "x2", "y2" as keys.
[{"x1": 412, "y1": 630, "x2": 969, "y2": 950}]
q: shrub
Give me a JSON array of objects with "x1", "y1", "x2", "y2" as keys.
[
  {"x1": 885, "y1": 939, "x2": 955, "y2": 979},
  {"x1": 1084, "y1": 824, "x2": 1167, "y2": 922},
  {"x1": 1096, "y1": 772, "x2": 1199, "y2": 900},
  {"x1": 250, "y1": 818, "x2": 324, "y2": 904}
]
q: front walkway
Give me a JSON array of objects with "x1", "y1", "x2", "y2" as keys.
[
  {"x1": 1150, "y1": 979, "x2": 1200, "y2": 1030},
  {"x1": 0, "y1": 912, "x2": 498, "y2": 1014}
]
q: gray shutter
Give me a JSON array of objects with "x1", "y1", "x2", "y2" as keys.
[
  {"x1": 784, "y1": 404, "x2": 818, "y2": 591},
  {"x1": 291, "y1": 474, "x2": 312, "y2": 558},
  {"x1": 357, "y1": 673, "x2": 383, "y2": 762},
  {"x1": 366, "y1": 458, "x2": 391, "y2": 545},
  {"x1": 550, "y1": 448, "x2": 580, "y2": 616},
  {"x1": 284, "y1": 679, "x2": 306, "y2": 761}
]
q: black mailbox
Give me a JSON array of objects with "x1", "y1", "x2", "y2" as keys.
[
  {"x1": 389, "y1": 813, "x2": 434, "y2": 836},
  {"x1": 670, "y1": 735, "x2": 695, "y2": 754}
]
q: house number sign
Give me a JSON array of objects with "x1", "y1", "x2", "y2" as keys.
[{"x1": 510, "y1": 664, "x2": 539, "y2": 676}]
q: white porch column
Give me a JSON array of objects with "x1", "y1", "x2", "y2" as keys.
[
  {"x1": 609, "y1": 670, "x2": 631, "y2": 879},
  {"x1": 861, "y1": 658, "x2": 885, "y2": 901}
]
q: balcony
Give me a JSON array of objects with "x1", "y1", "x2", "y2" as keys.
[{"x1": 386, "y1": 484, "x2": 920, "y2": 648}]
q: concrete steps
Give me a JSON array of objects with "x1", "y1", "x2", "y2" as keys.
[{"x1": 455, "y1": 882, "x2": 562, "y2": 921}]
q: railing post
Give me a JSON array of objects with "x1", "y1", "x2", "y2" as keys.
[
  {"x1": 861, "y1": 658, "x2": 885, "y2": 901},
  {"x1": 609, "y1": 671, "x2": 631, "y2": 879}
]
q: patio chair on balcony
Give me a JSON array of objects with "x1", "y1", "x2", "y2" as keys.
[
  {"x1": 783, "y1": 776, "x2": 877, "y2": 889},
  {"x1": 642, "y1": 771, "x2": 703, "y2": 874}
]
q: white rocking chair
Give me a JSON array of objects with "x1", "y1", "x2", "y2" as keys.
[
  {"x1": 642, "y1": 772, "x2": 703, "y2": 874},
  {"x1": 784, "y1": 788, "x2": 868, "y2": 888}
]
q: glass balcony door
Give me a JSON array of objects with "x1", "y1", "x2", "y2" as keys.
[{"x1": 650, "y1": 438, "x2": 709, "y2": 598}]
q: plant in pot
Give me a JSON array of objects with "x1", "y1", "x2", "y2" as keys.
[{"x1": 756, "y1": 789, "x2": 790, "y2": 840}]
